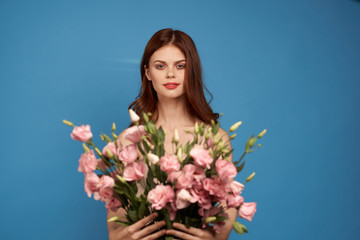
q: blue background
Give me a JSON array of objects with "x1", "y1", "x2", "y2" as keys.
[{"x1": 1, "y1": 0, "x2": 359, "y2": 239}]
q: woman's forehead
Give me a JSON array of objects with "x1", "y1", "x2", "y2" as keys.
[{"x1": 150, "y1": 45, "x2": 186, "y2": 63}]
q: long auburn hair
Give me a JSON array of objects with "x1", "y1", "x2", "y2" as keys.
[{"x1": 129, "y1": 28, "x2": 219, "y2": 124}]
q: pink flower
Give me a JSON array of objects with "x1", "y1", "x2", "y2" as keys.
[
  {"x1": 191, "y1": 187, "x2": 212, "y2": 211},
  {"x1": 229, "y1": 181, "x2": 244, "y2": 195},
  {"x1": 160, "y1": 154, "x2": 180, "y2": 173},
  {"x1": 215, "y1": 159, "x2": 237, "y2": 181},
  {"x1": 84, "y1": 172, "x2": 100, "y2": 198},
  {"x1": 105, "y1": 197, "x2": 121, "y2": 212},
  {"x1": 71, "y1": 124, "x2": 93, "y2": 142},
  {"x1": 168, "y1": 202, "x2": 177, "y2": 221},
  {"x1": 190, "y1": 146, "x2": 213, "y2": 169},
  {"x1": 238, "y1": 202, "x2": 257, "y2": 221},
  {"x1": 123, "y1": 125, "x2": 146, "y2": 143},
  {"x1": 227, "y1": 194, "x2": 244, "y2": 208},
  {"x1": 203, "y1": 178, "x2": 227, "y2": 201},
  {"x1": 97, "y1": 159, "x2": 108, "y2": 170},
  {"x1": 123, "y1": 161, "x2": 147, "y2": 181},
  {"x1": 98, "y1": 175, "x2": 115, "y2": 199},
  {"x1": 175, "y1": 189, "x2": 197, "y2": 209},
  {"x1": 175, "y1": 164, "x2": 197, "y2": 189},
  {"x1": 78, "y1": 150, "x2": 97, "y2": 174},
  {"x1": 193, "y1": 165, "x2": 206, "y2": 183},
  {"x1": 167, "y1": 171, "x2": 181, "y2": 183},
  {"x1": 102, "y1": 142, "x2": 117, "y2": 158},
  {"x1": 147, "y1": 184, "x2": 174, "y2": 210},
  {"x1": 118, "y1": 144, "x2": 138, "y2": 163}
]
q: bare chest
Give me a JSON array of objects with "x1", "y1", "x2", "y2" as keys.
[{"x1": 163, "y1": 129, "x2": 195, "y2": 155}]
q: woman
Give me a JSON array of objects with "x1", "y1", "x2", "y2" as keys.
[{"x1": 108, "y1": 28, "x2": 237, "y2": 240}]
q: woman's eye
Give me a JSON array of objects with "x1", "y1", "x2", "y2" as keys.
[
  {"x1": 176, "y1": 64, "x2": 185, "y2": 69},
  {"x1": 155, "y1": 64, "x2": 165, "y2": 69}
]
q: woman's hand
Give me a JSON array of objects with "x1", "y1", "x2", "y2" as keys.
[
  {"x1": 109, "y1": 212, "x2": 166, "y2": 240},
  {"x1": 166, "y1": 223, "x2": 216, "y2": 240}
]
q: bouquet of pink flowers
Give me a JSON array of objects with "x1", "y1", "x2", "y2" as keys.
[{"x1": 63, "y1": 110, "x2": 266, "y2": 238}]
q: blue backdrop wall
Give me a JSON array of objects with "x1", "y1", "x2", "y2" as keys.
[{"x1": 1, "y1": 0, "x2": 359, "y2": 239}]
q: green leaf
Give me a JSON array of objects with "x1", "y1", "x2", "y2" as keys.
[
  {"x1": 114, "y1": 221, "x2": 130, "y2": 226},
  {"x1": 127, "y1": 210, "x2": 139, "y2": 222},
  {"x1": 214, "y1": 216, "x2": 228, "y2": 222},
  {"x1": 142, "y1": 139, "x2": 150, "y2": 152},
  {"x1": 184, "y1": 142, "x2": 191, "y2": 154},
  {"x1": 138, "y1": 202, "x2": 146, "y2": 219},
  {"x1": 236, "y1": 161, "x2": 246, "y2": 173},
  {"x1": 158, "y1": 127, "x2": 165, "y2": 144},
  {"x1": 148, "y1": 123, "x2": 157, "y2": 135},
  {"x1": 143, "y1": 112, "x2": 149, "y2": 123},
  {"x1": 224, "y1": 149, "x2": 234, "y2": 158}
]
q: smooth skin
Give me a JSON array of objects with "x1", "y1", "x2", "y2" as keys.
[{"x1": 108, "y1": 44, "x2": 237, "y2": 240}]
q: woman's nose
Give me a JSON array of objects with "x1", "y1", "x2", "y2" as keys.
[{"x1": 166, "y1": 68, "x2": 175, "y2": 79}]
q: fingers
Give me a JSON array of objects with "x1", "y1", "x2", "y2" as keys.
[
  {"x1": 130, "y1": 212, "x2": 159, "y2": 231},
  {"x1": 172, "y1": 223, "x2": 205, "y2": 237},
  {"x1": 132, "y1": 220, "x2": 166, "y2": 239},
  {"x1": 142, "y1": 228, "x2": 166, "y2": 240},
  {"x1": 166, "y1": 228, "x2": 198, "y2": 240}
]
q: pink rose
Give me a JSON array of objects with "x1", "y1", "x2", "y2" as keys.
[
  {"x1": 175, "y1": 189, "x2": 197, "y2": 209},
  {"x1": 190, "y1": 146, "x2": 213, "y2": 169},
  {"x1": 229, "y1": 181, "x2": 244, "y2": 195},
  {"x1": 147, "y1": 184, "x2": 174, "y2": 210},
  {"x1": 84, "y1": 172, "x2": 100, "y2": 198},
  {"x1": 238, "y1": 202, "x2": 257, "y2": 221},
  {"x1": 105, "y1": 197, "x2": 121, "y2": 212},
  {"x1": 227, "y1": 194, "x2": 244, "y2": 208},
  {"x1": 71, "y1": 124, "x2": 93, "y2": 142},
  {"x1": 78, "y1": 150, "x2": 97, "y2": 174},
  {"x1": 118, "y1": 144, "x2": 138, "y2": 163},
  {"x1": 160, "y1": 154, "x2": 180, "y2": 173},
  {"x1": 123, "y1": 161, "x2": 147, "y2": 181},
  {"x1": 123, "y1": 125, "x2": 146, "y2": 143},
  {"x1": 99, "y1": 175, "x2": 115, "y2": 199},
  {"x1": 215, "y1": 159, "x2": 237, "y2": 181}
]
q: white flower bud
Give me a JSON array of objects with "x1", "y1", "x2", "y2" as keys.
[
  {"x1": 257, "y1": 129, "x2": 267, "y2": 139},
  {"x1": 173, "y1": 129, "x2": 179, "y2": 144},
  {"x1": 147, "y1": 152, "x2": 159, "y2": 165},
  {"x1": 128, "y1": 109, "x2": 140, "y2": 123},
  {"x1": 229, "y1": 121, "x2": 242, "y2": 132}
]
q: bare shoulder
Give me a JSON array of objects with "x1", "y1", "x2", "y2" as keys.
[{"x1": 218, "y1": 127, "x2": 231, "y2": 143}]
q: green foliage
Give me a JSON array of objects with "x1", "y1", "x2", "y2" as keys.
[{"x1": 232, "y1": 221, "x2": 248, "y2": 234}]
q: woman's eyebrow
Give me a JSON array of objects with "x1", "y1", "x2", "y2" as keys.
[{"x1": 153, "y1": 59, "x2": 186, "y2": 64}]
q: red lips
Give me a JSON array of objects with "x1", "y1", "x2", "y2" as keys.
[{"x1": 163, "y1": 82, "x2": 180, "y2": 89}]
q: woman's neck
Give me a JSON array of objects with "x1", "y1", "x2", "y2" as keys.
[{"x1": 156, "y1": 95, "x2": 194, "y2": 131}]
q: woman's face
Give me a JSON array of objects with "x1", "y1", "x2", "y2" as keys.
[{"x1": 145, "y1": 44, "x2": 186, "y2": 100}]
